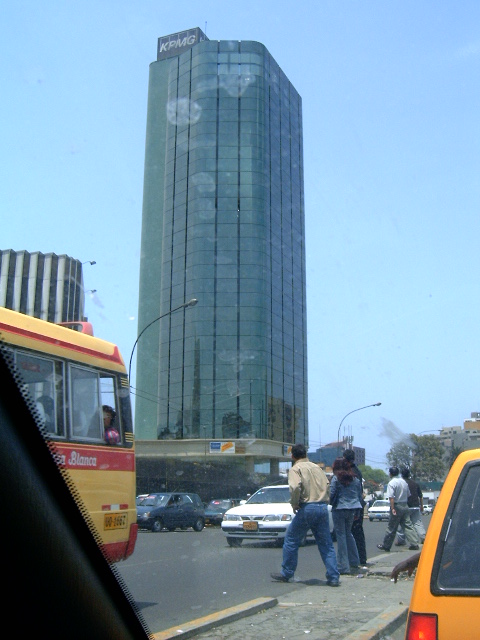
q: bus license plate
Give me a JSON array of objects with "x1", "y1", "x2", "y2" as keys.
[
  {"x1": 104, "y1": 513, "x2": 128, "y2": 530},
  {"x1": 243, "y1": 521, "x2": 258, "y2": 531}
]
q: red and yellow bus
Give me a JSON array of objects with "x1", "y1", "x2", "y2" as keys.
[{"x1": 0, "y1": 307, "x2": 137, "y2": 562}]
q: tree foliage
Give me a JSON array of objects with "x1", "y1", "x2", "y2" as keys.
[
  {"x1": 359, "y1": 464, "x2": 388, "y2": 486},
  {"x1": 386, "y1": 441, "x2": 412, "y2": 471},
  {"x1": 448, "y1": 445, "x2": 463, "y2": 468},
  {"x1": 386, "y1": 434, "x2": 446, "y2": 482},
  {"x1": 358, "y1": 465, "x2": 388, "y2": 496}
]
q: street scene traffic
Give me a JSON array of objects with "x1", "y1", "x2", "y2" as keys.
[
  {"x1": 117, "y1": 515, "x2": 426, "y2": 636},
  {"x1": 118, "y1": 517, "x2": 410, "y2": 629},
  {"x1": 118, "y1": 446, "x2": 480, "y2": 640},
  {"x1": 4, "y1": 4, "x2": 480, "y2": 640}
]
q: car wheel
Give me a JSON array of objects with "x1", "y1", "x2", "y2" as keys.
[
  {"x1": 274, "y1": 538, "x2": 284, "y2": 548},
  {"x1": 193, "y1": 518, "x2": 204, "y2": 532},
  {"x1": 167, "y1": 527, "x2": 176, "y2": 531},
  {"x1": 227, "y1": 538, "x2": 243, "y2": 547},
  {"x1": 152, "y1": 518, "x2": 163, "y2": 533},
  {"x1": 369, "y1": 518, "x2": 373, "y2": 521}
]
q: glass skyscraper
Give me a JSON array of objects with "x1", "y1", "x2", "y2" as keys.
[{"x1": 135, "y1": 29, "x2": 308, "y2": 457}]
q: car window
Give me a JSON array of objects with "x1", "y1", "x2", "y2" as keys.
[
  {"x1": 433, "y1": 462, "x2": 480, "y2": 593},
  {"x1": 247, "y1": 487, "x2": 290, "y2": 504},
  {"x1": 190, "y1": 494, "x2": 204, "y2": 507},
  {"x1": 142, "y1": 495, "x2": 168, "y2": 507},
  {"x1": 207, "y1": 499, "x2": 232, "y2": 510},
  {"x1": 207, "y1": 504, "x2": 224, "y2": 512}
]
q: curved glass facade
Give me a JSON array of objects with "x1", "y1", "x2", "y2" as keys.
[{"x1": 136, "y1": 38, "x2": 307, "y2": 447}]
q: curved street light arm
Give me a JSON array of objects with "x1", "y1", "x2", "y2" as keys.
[
  {"x1": 337, "y1": 402, "x2": 381, "y2": 455},
  {"x1": 128, "y1": 298, "x2": 197, "y2": 383}
]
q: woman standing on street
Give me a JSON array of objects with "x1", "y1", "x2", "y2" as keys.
[
  {"x1": 330, "y1": 457, "x2": 364, "y2": 574},
  {"x1": 343, "y1": 448, "x2": 368, "y2": 565}
]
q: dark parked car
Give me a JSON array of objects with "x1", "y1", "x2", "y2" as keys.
[
  {"x1": 204, "y1": 499, "x2": 238, "y2": 525},
  {"x1": 136, "y1": 492, "x2": 205, "y2": 532}
]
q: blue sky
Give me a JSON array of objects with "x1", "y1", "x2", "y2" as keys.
[{"x1": 3, "y1": 1, "x2": 480, "y2": 468}]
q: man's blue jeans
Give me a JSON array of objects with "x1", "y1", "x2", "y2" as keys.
[{"x1": 281, "y1": 502, "x2": 339, "y2": 583}]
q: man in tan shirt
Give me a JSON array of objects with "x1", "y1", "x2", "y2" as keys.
[{"x1": 271, "y1": 443, "x2": 340, "y2": 586}]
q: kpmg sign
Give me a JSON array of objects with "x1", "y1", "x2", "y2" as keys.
[{"x1": 157, "y1": 27, "x2": 208, "y2": 61}]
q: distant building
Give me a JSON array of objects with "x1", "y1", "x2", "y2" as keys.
[
  {"x1": 0, "y1": 249, "x2": 86, "y2": 322},
  {"x1": 309, "y1": 443, "x2": 365, "y2": 469},
  {"x1": 439, "y1": 413, "x2": 480, "y2": 452}
]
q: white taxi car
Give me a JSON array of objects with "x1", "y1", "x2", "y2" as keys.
[
  {"x1": 367, "y1": 499, "x2": 390, "y2": 521},
  {"x1": 221, "y1": 484, "x2": 334, "y2": 547}
]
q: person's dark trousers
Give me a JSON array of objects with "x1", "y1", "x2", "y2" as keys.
[{"x1": 351, "y1": 514, "x2": 367, "y2": 565}]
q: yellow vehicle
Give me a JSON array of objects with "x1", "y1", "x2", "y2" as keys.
[
  {"x1": 405, "y1": 448, "x2": 480, "y2": 640},
  {"x1": 0, "y1": 307, "x2": 138, "y2": 562}
]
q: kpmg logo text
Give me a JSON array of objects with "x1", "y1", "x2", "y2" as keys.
[
  {"x1": 157, "y1": 27, "x2": 208, "y2": 61},
  {"x1": 159, "y1": 34, "x2": 196, "y2": 54}
]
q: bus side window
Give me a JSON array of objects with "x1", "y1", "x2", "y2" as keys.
[
  {"x1": 15, "y1": 351, "x2": 64, "y2": 436},
  {"x1": 86, "y1": 406, "x2": 104, "y2": 439},
  {"x1": 52, "y1": 360, "x2": 65, "y2": 437},
  {"x1": 72, "y1": 409, "x2": 88, "y2": 436},
  {"x1": 99, "y1": 374, "x2": 121, "y2": 443},
  {"x1": 70, "y1": 365, "x2": 102, "y2": 439},
  {"x1": 36, "y1": 395, "x2": 55, "y2": 430}
]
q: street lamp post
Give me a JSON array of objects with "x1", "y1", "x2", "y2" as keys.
[
  {"x1": 203, "y1": 426, "x2": 207, "y2": 468},
  {"x1": 128, "y1": 298, "x2": 198, "y2": 382},
  {"x1": 417, "y1": 430, "x2": 441, "y2": 435},
  {"x1": 337, "y1": 403, "x2": 382, "y2": 455}
]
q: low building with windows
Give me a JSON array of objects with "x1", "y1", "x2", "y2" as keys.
[
  {"x1": 0, "y1": 249, "x2": 86, "y2": 323},
  {"x1": 439, "y1": 413, "x2": 480, "y2": 452},
  {"x1": 308, "y1": 443, "x2": 366, "y2": 469}
]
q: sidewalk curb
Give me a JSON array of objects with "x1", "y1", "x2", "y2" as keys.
[
  {"x1": 150, "y1": 552, "x2": 415, "y2": 640},
  {"x1": 151, "y1": 596, "x2": 278, "y2": 640},
  {"x1": 343, "y1": 604, "x2": 408, "y2": 640}
]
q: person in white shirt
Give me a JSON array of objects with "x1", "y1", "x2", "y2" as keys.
[
  {"x1": 395, "y1": 467, "x2": 426, "y2": 546},
  {"x1": 377, "y1": 466, "x2": 420, "y2": 552}
]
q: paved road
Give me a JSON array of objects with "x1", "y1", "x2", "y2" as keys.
[
  {"x1": 117, "y1": 526, "x2": 318, "y2": 632},
  {"x1": 117, "y1": 517, "x2": 430, "y2": 635},
  {"x1": 154, "y1": 548, "x2": 419, "y2": 639}
]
